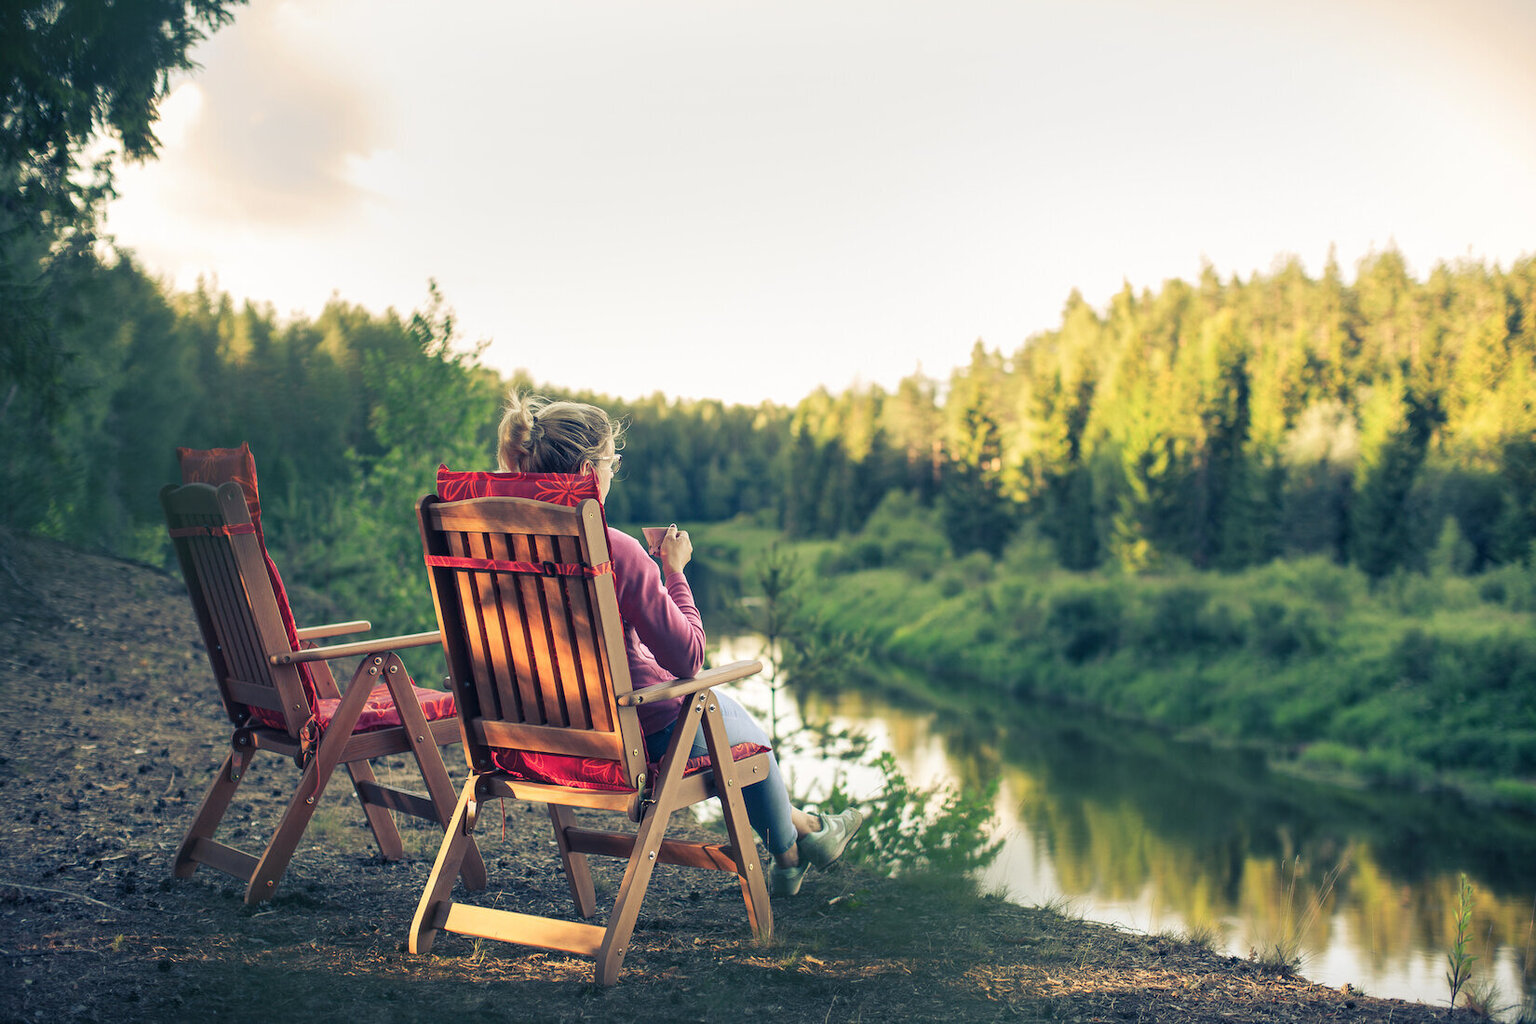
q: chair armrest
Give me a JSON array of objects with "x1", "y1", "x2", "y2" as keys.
[
  {"x1": 616, "y1": 659, "x2": 763, "y2": 706},
  {"x1": 293, "y1": 619, "x2": 371, "y2": 641},
  {"x1": 270, "y1": 630, "x2": 442, "y2": 666}
]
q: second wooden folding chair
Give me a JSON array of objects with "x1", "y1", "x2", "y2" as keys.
[{"x1": 163, "y1": 445, "x2": 485, "y2": 904}]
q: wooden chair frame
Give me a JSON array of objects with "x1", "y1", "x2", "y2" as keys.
[
  {"x1": 162, "y1": 481, "x2": 486, "y2": 904},
  {"x1": 409, "y1": 492, "x2": 772, "y2": 984}
]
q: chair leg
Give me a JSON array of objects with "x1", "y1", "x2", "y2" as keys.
[
  {"x1": 701, "y1": 696, "x2": 773, "y2": 940},
  {"x1": 381, "y1": 654, "x2": 487, "y2": 891},
  {"x1": 410, "y1": 779, "x2": 479, "y2": 955},
  {"x1": 174, "y1": 742, "x2": 254, "y2": 879},
  {"x1": 593, "y1": 693, "x2": 704, "y2": 985},
  {"x1": 345, "y1": 759, "x2": 406, "y2": 860},
  {"x1": 338, "y1": 655, "x2": 404, "y2": 861},
  {"x1": 246, "y1": 757, "x2": 328, "y2": 903},
  {"x1": 550, "y1": 805, "x2": 596, "y2": 918},
  {"x1": 594, "y1": 795, "x2": 675, "y2": 986},
  {"x1": 245, "y1": 668, "x2": 380, "y2": 903}
]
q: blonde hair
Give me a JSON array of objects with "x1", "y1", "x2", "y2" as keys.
[{"x1": 496, "y1": 391, "x2": 623, "y2": 474}]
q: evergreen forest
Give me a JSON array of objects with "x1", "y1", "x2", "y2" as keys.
[{"x1": 6, "y1": 246, "x2": 1534, "y2": 599}]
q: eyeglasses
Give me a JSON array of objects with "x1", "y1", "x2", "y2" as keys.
[{"x1": 596, "y1": 453, "x2": 623, "y2": 470}]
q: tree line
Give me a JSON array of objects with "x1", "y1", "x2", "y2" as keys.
[
  {"x1": 778, "y1": 251, "x2": 1536, "y2": 581},
  {"x1": 4, "y1": 246, "x2": 1532, "y2": 611}
]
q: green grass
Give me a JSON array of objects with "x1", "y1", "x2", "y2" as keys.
[{"x1": 710, "y1": 501, "x2": 1536, "y2": 802}]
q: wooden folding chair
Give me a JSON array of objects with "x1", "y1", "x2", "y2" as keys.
[
  {"x1": 410, "y1": 484, "x2": 773, "y2": 985},
  {"x1": 162, "y1": 452, "x2": 486, "y2": 904}
]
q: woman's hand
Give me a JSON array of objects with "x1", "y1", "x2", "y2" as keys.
[{"x1": 660, "y1": 524, "x2": 692, "y2": 575}]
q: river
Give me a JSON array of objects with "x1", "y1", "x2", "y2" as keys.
[{"x1": 712, "y1": 634, "x2": 1536, "y2": 1018}]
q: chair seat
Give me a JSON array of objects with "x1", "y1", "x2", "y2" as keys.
[
  {"x1": 314, "y1": 683, "x2": 458, "y2": 733},
  {"x1": 246, "y1": 683, "x2": 457, "y2": 733},
  {"x1": 489, "y1": 742, "x2": 769, "y2": 792}
]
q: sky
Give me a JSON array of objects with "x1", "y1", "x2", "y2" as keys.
[{"x1": 101, "y1": 0, "x2": 1536, "y2": 407}]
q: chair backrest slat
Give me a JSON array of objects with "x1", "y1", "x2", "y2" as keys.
[
  {"x1": 162, "y1": 482, "x2": 309, "y2": 732},
  {"x1": 556, "y1": 533, "x2": 613, "y2": 733},
  {"x1": 177, "y1": 513, "x2": 241, "y2": 685},
  {"x1": 419, "y1": 494, "x2": 643, "y2": 785},
  {"x1": 187, "y1": 527, "x2": 268, "y2": 694},
  {"x1": 527, "y1": 530, "x2": 590, "y2": 729},
  {"x1": 442, "y1": 531, "x2": 501, "y2": 721},
  {"x1": 502, "y1": 531, "x2": 559, "y2": 725},
  {"x1": 458, "y1": 530, "x2": 530, "y2": 724}
]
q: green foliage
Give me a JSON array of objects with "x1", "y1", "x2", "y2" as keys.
[
  {"x1": 749, "y1": 543, "x2": 802, "y2": 747},
  {"x1": 818, "y1": 490, "x2": 948, "y2": 577},
  {"x1": 1248, "y1": 599, "x2": 1330, "y2": 660},
  {"x1": 12, "y1": 220, "x2": 1536, "y2": 603},
  {"x1": 1046, "y1": 584, "x2": 1124, "y2": 664},
  {"x1": 1446, "y1": 872, "x2": 1478, "y2": 1009},
  {"x1": 1352, "y1": 384, "x2": 1443, "y2": 579},
  {"x1": 820, "y1": 751, "x2": 1000, "y2": 878},
  {"x1": 1477, "y1": 557, "x2": 1536, "y2": 612},
  {"x1": 789, "y1": 523, "x2": 1536, "y2": 795},
  {"x1": 941, "y1": 398, "x2": 1017, "y2": 557},
  {"x1": 1, "y1": 1, "x2": 245, "y2": 423},
  {"x1": 751, "y1": 540, "x2": 875, "y2": 737},
  {"x1": 2, "y1": 2, "x2": 244, "y2": 172}
]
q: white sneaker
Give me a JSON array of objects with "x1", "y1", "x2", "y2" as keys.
[
  {"x1": 798, "y1": 808, "x2": 863, "y2": 869},
  {"x1": 771, "y1": 861, "x2": 808, "y2": 897}
]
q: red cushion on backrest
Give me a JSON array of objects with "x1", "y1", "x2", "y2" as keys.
[
  {"x1": 177, "y1": 443, "x2": 264, "y2": 541},
  {"x1": 178, "y1": 444, "x2": 316, "y2": 722},
  {"x1": 436, "y1": 466, "x2": 601, "y2": 506}
]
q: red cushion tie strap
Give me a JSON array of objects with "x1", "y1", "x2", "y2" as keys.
[
  {"x1": 424, "y1": 554, "x2": 614, "y2": 578},
  {"x1": 167, "y1": 523, "x2": 258, "y2": 538}
]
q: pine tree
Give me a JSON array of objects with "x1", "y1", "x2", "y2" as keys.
[{"x1": 941, "y1": 400, "x2": 1017, "y2": 557}]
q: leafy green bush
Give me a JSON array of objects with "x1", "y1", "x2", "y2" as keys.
[
  {"x1": 1297, "y1": 741, "x2": 1364, "y2": 775},
  {"x1": 1253, "y1": 555, "x2": 1366, "y2": 610},
  {"x1": 1047, "y1": 585, "x2": 1124, "y2": 663},
  {"x1": 1488, "y1": 779, "x2": 1536, "y2": 811},
  {"x1": 781, "y1": 610, "x2": 871, "y2": 690},
  {"x1": 999, "y1": 525, "x2": 1060, "y2": 576},
  {"x1": 1353, "y1": 747, "x2": 1433, "y2": 788},
  {"x1": 1143, "y1": 584, "x2": 1218, "y2": 654},
  {"x1": 830, "y1": 490, "x2": 951, "y2": 578},
  {"x1": 1249, "y1": 599, "x2": 1330, "y2": 660},
  {"x1": 820, "y1": 751, "x2": 1000, "y2": 878},
  {"x1": 1378, "y1": 568, "x2": 1454, "y2": 616}
]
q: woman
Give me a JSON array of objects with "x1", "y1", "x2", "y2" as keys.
[{"x1": 497, "y1": 392, "x2": 861, "y2": 896}]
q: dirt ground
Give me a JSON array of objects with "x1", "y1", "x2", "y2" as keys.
[{"x1": 0, "y1": 529, "x2": 1463, "y2": 1023}]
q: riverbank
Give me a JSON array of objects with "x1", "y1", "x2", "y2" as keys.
[
  {"x1": 690, "y1": 501, "x2": 1536, "y2": 812},
  {"x1": 0, "y1": 530, "x2": 1465, "y2": 1022}
]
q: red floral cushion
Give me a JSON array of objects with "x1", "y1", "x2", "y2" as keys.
[
  {"x1": 177, "y1": 443, "x2": 264, "y2": 532},
  {"x1": 489, "y1": 742, "x2": 770, "y2": 792},
  {"x1": 436, "y1": 466, "x2": 602, "y2": 506},
  {"x1": 314, "y1": 683, "x2": 459, "y2": 733},
  {"x1": 178, "y1": 444, "x2": 313, "y2": 729}
]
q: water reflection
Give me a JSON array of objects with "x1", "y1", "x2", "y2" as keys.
[{"x1": 713, "y1": 635, "x2": 1536, "y2": 1016}]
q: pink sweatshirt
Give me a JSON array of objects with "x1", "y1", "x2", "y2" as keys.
[{"x1": 607, "y1": 527, "x2": 705, "y2": 735}]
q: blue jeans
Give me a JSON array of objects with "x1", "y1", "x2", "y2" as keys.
[{"x1": 644, "y1": 691, "x2": 797, "y2": 856}]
